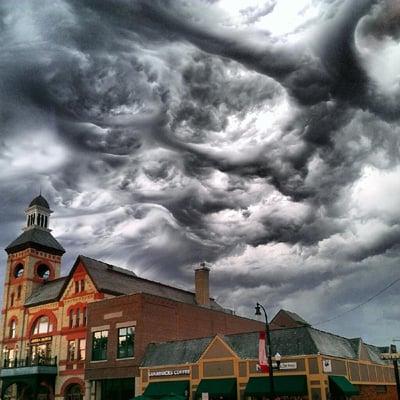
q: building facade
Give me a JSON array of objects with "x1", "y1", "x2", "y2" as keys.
[
  {"x1": 138, "y1": 327, "x2": 397, "y2": 400},
  {"x1": 0, "y1": 196, "x2": 264, "y2": 400},
  {"x1": 84, "y1": 291, "x2": 264, "y2": 399}
]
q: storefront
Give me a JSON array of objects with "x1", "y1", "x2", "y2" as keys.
[{"x1": 137, "y1": 328, "x2": 396, "y2": 400}]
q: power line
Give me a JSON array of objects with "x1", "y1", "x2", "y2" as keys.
[{"x1": 312, "y1": 276, "x2": 400, "y2": 327}]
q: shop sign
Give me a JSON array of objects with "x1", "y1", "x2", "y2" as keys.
[
  {"x1": 273, "y1": 362, "x2": 297, "y2": 370},
  {"x1": 323, "y1": 359, "x2": 332, "y2": 373},
  {"x1": 149, "y1": 369, "x2": 190, "y2": 377},
  {"x1": 201, "y1": 393, "x2": 209, "y2": 400},
  {"x1": 381, "y1": 353, "x2": 400, "y2": 360},
  {"x1": 30, "y1": 336, "x2": 52, "y2": 344}
]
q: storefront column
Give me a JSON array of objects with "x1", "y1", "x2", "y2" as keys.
[{"x1": 135, "y1": 376, "x2": 141, "y2": 397}]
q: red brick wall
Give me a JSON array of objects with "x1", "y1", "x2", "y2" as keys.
[
  {"x1": 85, "y1": 292, "x2": 264, "y2": 380},
  {"x1": 137, "y1": 293, "x2": 263, "y2": 360},
  {"x1": 353, "y1": 384, "x2": 397, "y2": 400}
]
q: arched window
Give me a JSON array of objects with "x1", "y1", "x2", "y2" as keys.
[
  {"x1": 69, "y1": 309, "x2": 74, "y2": 329},
  {"x1": 64, "y1": 384, "x2": 83, "y2": 400},
  {"x1": 10, "y1": 293, "x2": 15, "y2": 307},
  {"x1": 32, "y1": 316, "x2": 53, "y2": 335},
  {"x1": 75, "y1": 309, "x2": 80, "y2": 327},
  {"x1": 14, "y1": 263, "x2": 24, "y2": 278},
  {"x1": 36, "y1": 264, "x2": 51, "y2": 280},
  {"x1": 9, "y1": 320, "x2": 16, "y2": 338}
]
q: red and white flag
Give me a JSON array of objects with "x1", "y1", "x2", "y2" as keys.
[{"x1": 257, "y1": 331, "x2": 269, "y2": 373}]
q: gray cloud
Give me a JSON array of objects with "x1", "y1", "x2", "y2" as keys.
[{"x1": 0, "y1": 0, "x2": 399, "y2": 344}]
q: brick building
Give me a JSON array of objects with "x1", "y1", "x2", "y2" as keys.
[
  {"x1": 0, "y1": 196, "x2": 264, "y2": 400},
  {"x1": 84, "y1": 289, "x2": 264, "y2": 399}
]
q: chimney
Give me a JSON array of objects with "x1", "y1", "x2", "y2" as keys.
[{"x1": 195, "y1": 262, "x2": 210, "y2": 306}]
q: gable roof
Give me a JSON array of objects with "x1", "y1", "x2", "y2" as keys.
[
  {"x1": 6, "y1": 228, "x2": 65, "y2": 255},
  {"x1": 141, "y1": 326, "x2": 390, "y2": 367},
  {"x1": 271, "y1": 309, "x2": 310, "y2": 328},
  {"x1": 78, "y1": 255, "x2": 224, "y2": 310},
  {"x1": 25, "y1": 255, "x2": 224, "y2": 311}
]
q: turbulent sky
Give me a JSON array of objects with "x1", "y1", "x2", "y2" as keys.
[{"x1": 1, "y1": 0, "x2": 400, "y2": 345}]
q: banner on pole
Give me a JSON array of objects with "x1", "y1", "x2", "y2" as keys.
[{"x1": 257, "y1": 331, "x2": 269, "y2": 373}]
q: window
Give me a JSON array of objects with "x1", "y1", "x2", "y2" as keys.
[
  {"x1": 10, "y1": 293, "x2": 15, "y2": 307},
  {"x1": 78, "y1": 339, "x2": 86, "y2": 360},
  {"x1": 17, "y1": 285, "x2": 22, "y2": 299},
  {"x1": 75, "y1": 280, "x2": 85, "y2": 293},
  {"x1": 376, "y1": 386, "x2": 387, "y2": 394},
  {"x1": 32, "y1": 316, "x2": 53, "y2": 335},
  {"x1": 83, "y1": 307, "x2": 87, "y2": 326},
  {"x1": 37, "y1": 264, "x2": 50, "y2": 279},
  {"x1": 92, "y1": 330, "x2": 108, "y2": 361},
  {"x1": 14, "y1": 264, "x2": 24, "y2": 278},
  {"x1": 69, "y1": 309, "x2": 74, "y2": 329},
  {"x1": 75, "y1": 309, "x2": 80, "y2": 327},
  {"x1": 65, "y1": 384, "x2": 83, "y2": 400},
  {"x1": 117, "y1": 327, "x2": 135, "y2": 359},
  {"x1": 9, "y1": 320, "x2": 16, "y2": 338},
  {"x1": 68, "y1": 340, "x2": 76, "y2": 361}
]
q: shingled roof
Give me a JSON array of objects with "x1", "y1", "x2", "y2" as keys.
[
  {"x1": 79, "y1": 255, "x2": 224, "y2": 311},
  {"x1": 25, "y1": 278, "x2": 67, "y2": 306},
  {"x1": 25, "y1": 255, "x2": 224, "y2": 311},
  {"x1": 141, "y1": 326, "x2": 389, "y2": 367},
  {"x1": 142, "y1": 337, "x2": 213, "y2": 367},
  {"x1": 6, "y1": 228, "x2": 65, "y2": 255}
]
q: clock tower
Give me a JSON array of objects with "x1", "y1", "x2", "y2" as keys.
[{"x1": 1, "y1": 195, "x2": 65, "y2": 352}]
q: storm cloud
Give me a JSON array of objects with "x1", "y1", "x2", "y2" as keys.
[{"x1": 1, "y1": 0, "x2": 400, "y2": 344}]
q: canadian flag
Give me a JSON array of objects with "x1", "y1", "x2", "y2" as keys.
[{"x1": 257, "y1": 331, "x2": 269, "y2": 373}]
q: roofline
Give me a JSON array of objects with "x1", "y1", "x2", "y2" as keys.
[
  {"x1": 78, "y1": 255, "x2": 218, "y2": 303},
  {"x1": 5, "y1": 241, "x2": 65, "y2": 255},
  {"x1": 58, "y1": 255, "x2": 102, "y2": 297}
]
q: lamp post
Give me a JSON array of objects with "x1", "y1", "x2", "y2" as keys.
[{"x1": 255, "y1": 302, "x2": 275, "y2": 400}]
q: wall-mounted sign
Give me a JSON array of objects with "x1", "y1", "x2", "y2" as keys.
[
  {"x1": 149, "y1": 369, "x2": 190, "y2": 377},
  {"x1": 30, "y1": 336, "x2": 52, "y2": 344},
  {"x1": 381, "y1": 353, "x2": 400, "y2": 360},
  {"x1": 274, "y1": 362, "x2": 297, "y2": 370},
  {"x1": 323, "y1": 359, "x2": 332, "y2": 373},
  {"x1": 201, "y1": 393, "x2": 209, "y2": 400}
]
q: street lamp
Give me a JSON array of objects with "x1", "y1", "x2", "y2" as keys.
[
  {"x1": 275, "y1": 352, "x2": 281, "y2": 370},
  {"x1": 255, "y1": 302, "x2": 275, "y2": 399}
]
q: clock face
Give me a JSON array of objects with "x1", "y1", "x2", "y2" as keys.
[
  {"x1": 37, "y1": 264, "x2": 51, "y2": 280},
  {"x1": 14, "y1": 264, "x2": 24, "y2": 278}
]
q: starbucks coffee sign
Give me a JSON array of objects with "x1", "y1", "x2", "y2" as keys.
[{"x1": 149, "y1": 368, "x2": 190, "y2": 377}]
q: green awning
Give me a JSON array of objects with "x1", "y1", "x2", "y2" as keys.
[
  {"x1": 196, "y1": 378, "x2": 237, "y2": 398},
  {"x1": 329, "y1": 376, "x2": 359, "y2": 396},
  {"x1": 133, "y1": 396, "x2": 152, "y2": 400},
  {"x1": 144, "y1": 380, "x2": 189, "y2": 398},
  {"x1": 160, "y1": 395, "x2": 187, "y2": 400},
  {"x1": 245, "y1": 376, "x2": 308, "y2": 397}
]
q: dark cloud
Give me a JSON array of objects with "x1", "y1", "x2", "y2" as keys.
[{"x1": 0, "y1": 0, "x2": 399, "y2": 343}]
